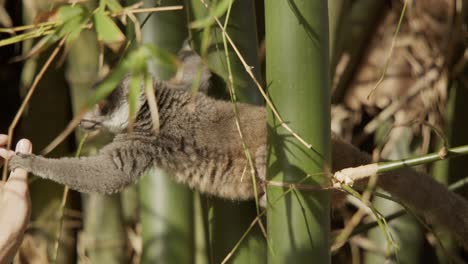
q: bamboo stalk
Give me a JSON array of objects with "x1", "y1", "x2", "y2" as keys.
[
  {"x1": 138, "y1": 1, "x2": 194, "y2": 263},
  {"x1": 185, "y1": 0, "x2": 267, "y2": 263},
  {"x1": 265, "y1": 0, "x2": 331, "y2": 263}
]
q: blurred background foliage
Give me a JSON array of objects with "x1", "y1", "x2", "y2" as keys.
[{"x1": 0, "y1": 0, "x2": 467, "y2": 263}]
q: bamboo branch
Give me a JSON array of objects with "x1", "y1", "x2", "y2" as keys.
[{"x1": 333, "y1": 144, "x2": 468, "y2": 186}]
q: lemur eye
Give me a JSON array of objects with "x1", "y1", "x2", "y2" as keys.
[{"x1": 98, "y1": 101, "x2": 110, "y2": 115}]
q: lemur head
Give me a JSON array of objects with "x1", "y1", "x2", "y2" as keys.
[{"x1": 80, "y1": 76, "x2": 145, "y2": 134}]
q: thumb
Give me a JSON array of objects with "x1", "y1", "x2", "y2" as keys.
[{"x1": 15, "y1": 139, "x2": 32, "y2": 154}]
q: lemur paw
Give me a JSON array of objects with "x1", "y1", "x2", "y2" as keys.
[{"x1": 9, "y1": 153, "x2": 34, "y2": 171}]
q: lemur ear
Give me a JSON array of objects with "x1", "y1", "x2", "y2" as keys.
[{"x1": 168, "y1": 40, "x2": 212, "y2": 93}]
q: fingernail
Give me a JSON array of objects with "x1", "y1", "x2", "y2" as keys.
[{"x1": 16, "y1": 139, "x2": 32, "y2": 153}]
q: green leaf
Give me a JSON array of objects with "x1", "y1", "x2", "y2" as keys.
[
  {"x1": 64, "y1": 26, "x2": 84, "y2": 49},
  {"x1": 57, "y1": 5, "x2": 87, "y2": 23},
  {"x1": 56, "y1": 5, "x2": 88, "y2": 46},
  {"x1": 190, "y1": 0, "x2": 232, "y2": 29},
  {"x1": 104, "y1": 0, "x2": 123, "y2": 12},
  {"x1": 130, "y1": 46, "x2": 150, "y2": 72},
  {"x1": 128, "y1": 71, "x2": 143, "y2": 124},
  {"x1": 94, "y1": 9, "x2": 126, "y2": 52},
  {"x1": 127, "y1": 48, "x2": 149, "y2": 93},
  {"x1": 98, "y1": 0, "x2": 106, "y2": 10},
  {"x1": 0, "y1": 29, "x2": 54, "y2": 47},
  {"x1": 87, "y1": 46, "x2": 149, "y2": 108},
  {"x1": 88, "y1": 63, "x2": 129, "y2": 108},
  {"x1": 57, "y1": 16, "x2": 83, "y2": 38}
]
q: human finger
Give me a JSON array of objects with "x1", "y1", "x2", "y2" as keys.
[
  {"x1": 0, "y1": 148, "x2": 15, "y2": 159},
  {"x1": 0, "y1": 134, "x2": 8, "y2": 147},
  {"x1": 0, "y1": 147, "x2": 15, "y2": 168}
]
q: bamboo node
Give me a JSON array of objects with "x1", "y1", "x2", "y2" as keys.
[
  {"x1": 332, "y1": 163, "x2": 379, "y2": 187},
  {"x1": 438, "y1": 147, "x2": 448, "y2": 159}
]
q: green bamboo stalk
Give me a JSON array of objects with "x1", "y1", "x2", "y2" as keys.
[
  {"x1": 66, "y1": 23, "x2": 128, "y2": 263},
  {"x1": 185, "y1": 1, "x2": 266, "y2": 263},
  {"x1": 265, "y1": 1, "x2": 331, "y2": 263},
  {"x1": 81, "y1": 194, "x2": 128, "y2": 263},
  {"x1": 334, "y1": 143, "x2": 468, "y2": 184},
  {"x1": 328, "y1": 0, "x2": 348, "y2": 64},
  {"x1": 138, "y1": 1, "x2": 194, "y2": 263},
  {"x1": 378, "y1": 146, "x2": 468, "y2": 171}
]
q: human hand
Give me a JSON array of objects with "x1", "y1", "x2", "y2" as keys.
[{"x1": 0, "y1": 135, "x2": 32, "y2": 264}]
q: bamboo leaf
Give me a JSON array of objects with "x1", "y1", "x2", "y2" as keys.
[
  {"x1": 0, "y1": 29, "x2": 54, "y2": 47},
  {"x1": 88, "y1": 46, "x2": 148, "y2": 108},
  {"x1": 98, "y1": 0, "x2": 106, "y2": 9},
  {"x1": 56, "y1": 5, "x2": 89, "y2": 49},
  {"x1": 0, "y1": 5, "x2": 89, "y2": 49},
  {"x1": 64, "y1": 26, "x2": 84, "y2": 48},
  {"x1": 16, "y1": 34, "x2": 58, "y2": 60},
  {"x1": 94, "y1": 9, "x2": 126, "y2": 52},
  {"x1": 105, "y1": 0, "x2": 123, "y2": 12},
  {"x1": 57, "y1": 5, "x2": 86, "y2": 22},
  {"x1": 127, "y1": 48, "x2": 148, "y2": 121},
  {"x1": 128, "y1": 71, "x2": 143, "y2": 129},
  {"x1": 88, "y1": 62, "x2": 128, "y2": 108},
  {"x1": 58, "y1": 16, "x2": 84, "y2": 37}
]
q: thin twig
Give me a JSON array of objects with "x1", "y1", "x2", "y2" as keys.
[
  {"x1": 217, "y1": 0, "x2": 270, "y2": 245},
  {"x1": 331, "y1": 173, "x2": 383, "y2": 252},
  {"x1": 367, "y1": 0, "x2": 408, "y2": 99},
  {"x1": 348, "y1": 176, "x2": 468, "y2": 238},
  {"x1": 145, "y1": 75, "x2": 160, "y2": 135},
  {"x1": 52, "y1": 187, "x2": 69, "y2": 263},
  {"x1": 0, "y1": 21, "x2": 56, "y2": 33},
  {"x1": 41, "y1": 110, "x2": 86, "y2": 155},
  {"x1": 203, "y1": 3, "x2": 315, "y2": 151},
  {"x1": 449, "y1": 176, "x2": 468, "y2": 191},
  {"x1": 362, "y1": 68, "x2": 439, "y2": 136},
  {"x1": 215, "y1": 0, "x2": 260, "y2": 214},
  {"x1": 340, "y1": 185, "x2": 397, "y2": 255},
  {"x1": 220, "y1": 211, "x2": 266, "y2": 264},
  {"x1": 110, "y1": 6, "x2": 183, "y2": 17},
  {"x1": 220, "y1": 172, "x2": 325, "y2": 263},
  {"x1": 52, "y1": 134, "x2": 88, "y2": 263}
]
